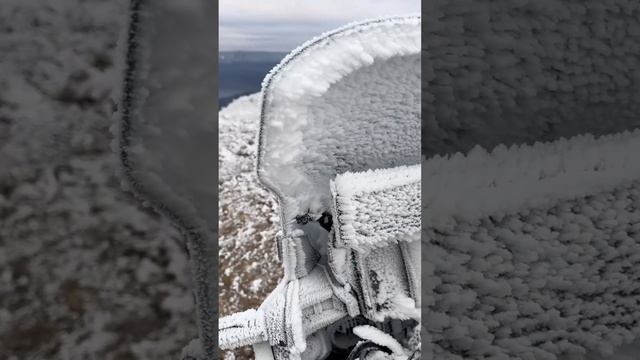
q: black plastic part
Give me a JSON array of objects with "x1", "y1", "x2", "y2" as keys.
[{"x1": 318, "y1": 211, "x2": 333, "y2": 232}]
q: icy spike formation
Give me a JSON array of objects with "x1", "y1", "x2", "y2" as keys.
[
  {"x1": 331, "y1": 165, "x2": 420, "y2": 323},
  {"x1": 258, "y1": 16, "x2": 420, "y2": 234},
  {"x1": 219, "y1": 309, "x2": 267, "y2": 349},
  {"x1": 423, "y1": 129, "x2": 640, "y2": 230},
  {"x1": 422, "y1": 131, "x2": 640, "y2": 359},
  {"x1": 331, "y1": 165, "x2": 421, "y2": 251}
]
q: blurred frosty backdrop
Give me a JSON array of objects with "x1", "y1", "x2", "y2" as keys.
[{"x1": 0, "y1": 1, "x2": 198, "y2": 358}]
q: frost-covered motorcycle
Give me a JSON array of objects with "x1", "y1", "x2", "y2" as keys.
[{"x1": 217, "y1": 15, "x2": 422, "y2": 360}]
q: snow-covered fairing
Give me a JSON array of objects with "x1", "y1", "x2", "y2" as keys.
[
  {"x1": 115, "y1": 1, "x2": 217, "y2": 359},
  {"x1": 421, "y1": 0, "x2": 640, "y2": 358},
  {"x1": 219, "y1": 16, "x2": 421, "y2": 359}
]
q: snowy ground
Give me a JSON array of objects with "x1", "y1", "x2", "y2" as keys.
[
  {"x1": 218, "y1": 94, "x2": 282, "y2": 360},
  {"x1": 1, "y1": 1, "x2": 197, "y2": 358}
]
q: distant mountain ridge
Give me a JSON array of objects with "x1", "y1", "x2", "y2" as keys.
[{"x1": 219, "y1": 51, "x2": 286, "y2": 64}]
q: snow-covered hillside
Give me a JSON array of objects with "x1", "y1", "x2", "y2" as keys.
[
  {"x1": 218, "y1": 94, "x2": 282, "y2": 359},
  {"x1": 0, "y1": 1, "x2": 197, "y2": 358}
]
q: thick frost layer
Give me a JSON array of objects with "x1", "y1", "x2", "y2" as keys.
[
  {"x1": 423, "y1": 130, "x2": 640, "y2": 230},
  {"x1": 366, "y1": 246, "x2": 420, "y2": 322},
  {"x1": 418, "y1": 1, "x2": 640, "y2": 358},
  {"x1": 425, "y1": 182, "x2": 640, "y2": 358},
  {"x1": 422, "y1": 0, "x2": 640, "y2": 158},
  {"x1": 332, "y1": 165, "x2": 420, "y2": 251},
  {"x1": 329, "y1": 165, "x2": 420, "y2": 323},
  {"x1": 223, "y1": 15, "x2": 421, "y2": 360},
  {"x1": 257, "y1": 16, "x2": 420, "y2": 232},
  {"x1": 423, "y1": 132, "x2": 640, "y2": 359}
]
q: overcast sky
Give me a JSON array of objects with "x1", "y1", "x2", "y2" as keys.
[{"x1": 219, "y1": 0, "x2": 420, "y2": 52}]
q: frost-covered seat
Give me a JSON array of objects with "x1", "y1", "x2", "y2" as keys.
[
  {"x1": 421, "y1": 1, "x2": 640, "y2": 359},
  {"x1": 218, "y1": 16, "x2": 421, "y2": 360}
]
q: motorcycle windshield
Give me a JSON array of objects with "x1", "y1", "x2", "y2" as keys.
[{"x1": 256, "y1": 16, "x2": 422, "y2": 234}]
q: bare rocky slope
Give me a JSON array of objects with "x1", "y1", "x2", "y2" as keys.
[{"x1": 218, "y1": 94, "x2": 282, "y2": 360}]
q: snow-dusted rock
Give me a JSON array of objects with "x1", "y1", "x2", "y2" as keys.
[{"x1": 258, "y1": 15, "x2": 421, "y2": 236}]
